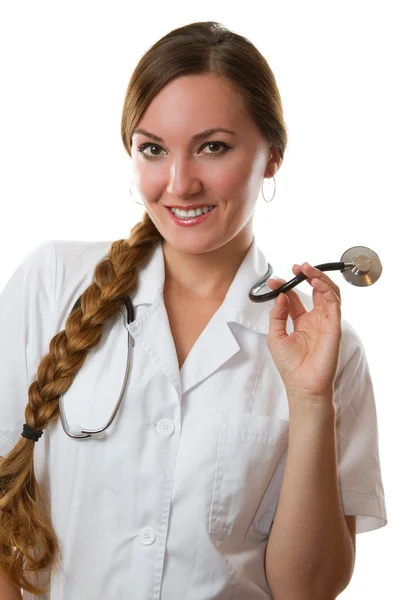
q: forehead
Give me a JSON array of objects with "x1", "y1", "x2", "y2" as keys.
[{"x1": 136, "y1": 74, "x2": 251, "y2": 135}]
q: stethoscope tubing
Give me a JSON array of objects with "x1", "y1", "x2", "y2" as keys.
[
  {"x1": 59, "y1": 297, "x2": 136, "y2": 439},
  {"x1": 249, "y1": 261, "x2": 354, "y2": 303}
]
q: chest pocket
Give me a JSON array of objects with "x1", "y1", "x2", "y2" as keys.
[{"x1": 208, "y1": 410, "x2": 289, "y2": 539}]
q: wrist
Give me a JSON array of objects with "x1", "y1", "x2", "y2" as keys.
[
  {"x1": 286, "y1": 390, "x2": 336, "y2": 417},
  {"x1": 286, "y1": 387, "x2": 334, "y2": 403}
]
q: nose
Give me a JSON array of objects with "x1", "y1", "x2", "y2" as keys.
[{"x1": 166, "y1": 156, "x2": 203, "y2": 199}]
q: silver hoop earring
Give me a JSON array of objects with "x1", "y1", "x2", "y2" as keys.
[
  {"x1": 262, "y1": 176, "x2": 276, "y2": 203},
  {"x1": 130, "y1": 179, "x2": 144, "y2": 205}
]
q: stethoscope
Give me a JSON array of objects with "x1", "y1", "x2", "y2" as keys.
[{"x1": 59, "y1": 245, "x2": 382, "y2": 439}]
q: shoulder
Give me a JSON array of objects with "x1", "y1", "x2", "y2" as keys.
[
  {"x1": 2, "y1": 239, "x2": 113, "y2": 296},
  {"x1": 50, "y1": 239, "x2": 113, "y2": 286},
  {"x1": 51, "y1": 239, "x2": 113, "y2": 271},
  {"x1": 49, "y1": 239, "x2": 114, "y2": 331}
]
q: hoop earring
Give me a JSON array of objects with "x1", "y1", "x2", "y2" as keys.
[
  {"x1": 262, "y1": 176, "x2": 276, "y2": 203},
  {"x1": 130, "y1": 179, "x2": 144, "y2": 205}
]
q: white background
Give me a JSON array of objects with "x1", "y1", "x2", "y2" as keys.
[{"x1": 0, "y1": 1, "x2": 398, "y2": 597}]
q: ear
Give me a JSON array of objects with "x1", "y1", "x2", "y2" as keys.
[{"x1": 264, "y1": 145, "x2": 283, "y2": 178}]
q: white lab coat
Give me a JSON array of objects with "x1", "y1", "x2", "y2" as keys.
[{"x1": 0, "y1": 237, "x2": 388, "y2": 599}]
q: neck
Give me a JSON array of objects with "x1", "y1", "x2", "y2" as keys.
[{"x1": 162, "y1": 231, "x2": 254, "y2": 300}]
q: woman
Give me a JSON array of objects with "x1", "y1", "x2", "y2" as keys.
[{"x1": 0, "y1": 20, "x2": 387, "y2": 599}]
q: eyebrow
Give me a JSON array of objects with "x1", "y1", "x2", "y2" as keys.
[{"x1": 132, "y1": 127, "x2": 237, "y2": 143}]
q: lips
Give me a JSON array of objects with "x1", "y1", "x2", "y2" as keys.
[
  {"x1": 165, "y1": 204, "x2": 217, "y2": 226},
  {"x1": 166, "y1": 204, "x2": 216, "y2": 210}
]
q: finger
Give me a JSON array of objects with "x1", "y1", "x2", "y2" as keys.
[
  {"x1": 292, "y1": 265, "x2": 329, "y2": 310},
  {"x1": 270, "y1": 273, "x2": 336, "y2": 320},
  {"x1": 267, "y1": 282, "x2": 291, "y2": 340},
  {"x1": 267, "y1": 277, "x2": 307, "y2": 321},
  {"x1": 308, "y1": 277, "x2": 340, "y2": 308},
  {"x1": 293, "y1": 266, "x2": 342, "y2": 316},
  {"x1": 293, "y1": 262, "x2": 341, "y2": 302}
]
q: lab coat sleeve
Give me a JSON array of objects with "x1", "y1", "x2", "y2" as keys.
[
  {"x1": 334, "y1": 318, "x2": 388, "y2": 534},
  {"x1": 0, "y1": 241, "x2": 57, "y2": 458}
]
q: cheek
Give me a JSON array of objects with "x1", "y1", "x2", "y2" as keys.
[
  {"x1": 208, "y1": 166, "x2": 249, "y2": 194},
  {"x1": 134, "y1": 169, "x2": 164, "y2": 199}
]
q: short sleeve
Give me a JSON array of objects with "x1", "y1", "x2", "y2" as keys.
[
  {"x1": 0, "y1": 241, "x2": 57, "y2": 457},
  {"x1": 334, "y1": 318, "x2": 388, "y2": 534}
]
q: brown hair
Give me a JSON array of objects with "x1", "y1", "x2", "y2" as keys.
[{"x1": 0, "y1": 20, "x2": 288, "y2": 594}]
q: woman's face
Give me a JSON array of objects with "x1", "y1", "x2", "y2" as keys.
[{"x1": 131, "y1": 73, "x2": 280, "y2": 255}]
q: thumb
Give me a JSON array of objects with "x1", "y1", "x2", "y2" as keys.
[{"x1": 268, "y1": 291, "x2": 290, "y2": 341}]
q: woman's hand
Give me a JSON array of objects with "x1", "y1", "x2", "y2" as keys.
[{"x1": 267, "y1": 262, "x2": 342, "y2": 403}]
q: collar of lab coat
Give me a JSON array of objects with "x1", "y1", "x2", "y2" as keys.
[
  {"x1": 121, "y1": 237, "x2": 301, "y2": 395},
  {"x1": 128, "y1": 236, "x2": 275, "y2": 335}
]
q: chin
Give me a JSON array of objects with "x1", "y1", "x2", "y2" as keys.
[{"x1": 164, "y1": 234, "x2": 225, "y2": 255}]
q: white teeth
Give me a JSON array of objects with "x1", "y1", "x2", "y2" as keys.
[{"x1": 171, "y1": 205, "x2": 214, "y2": 218}]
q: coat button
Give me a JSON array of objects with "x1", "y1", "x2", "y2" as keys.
[
  {"x1": 139, "y1": 527, "x2": 156, "y2": 545},
  {"x1": 157, "y1": 418, "x2": 175, "y2": 436}
]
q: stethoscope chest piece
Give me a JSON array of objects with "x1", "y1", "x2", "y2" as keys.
[{"x1": 340, "y1": 245, "x2": 382, "y2": 287}]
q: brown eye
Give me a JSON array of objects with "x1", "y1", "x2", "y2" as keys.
[{"x1": 137, "y1": 143, "x2": 164, "y2": 159}]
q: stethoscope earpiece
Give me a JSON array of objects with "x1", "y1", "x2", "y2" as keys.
[{"x1": 249, "y1": 245, "x2": 382, "y2": 303}]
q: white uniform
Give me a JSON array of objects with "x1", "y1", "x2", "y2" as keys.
[{"x1": 0, "y1": 238, "x2": 388, "y2": 599}]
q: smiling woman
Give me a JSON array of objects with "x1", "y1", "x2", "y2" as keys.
[{"x1": 0, "y1": 18, "x2": 387, "y2": 600}]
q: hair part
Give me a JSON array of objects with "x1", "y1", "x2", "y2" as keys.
[{"x1": 0, "y1": 20, "x2": 288, "y2": 594}]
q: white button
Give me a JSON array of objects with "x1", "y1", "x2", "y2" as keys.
[
  {"x1": 157, "y1": 419, "x2": 175, "y2": 436},
  {"x1": 139, "y1": 527, "x2": 156, "y2": 545}
]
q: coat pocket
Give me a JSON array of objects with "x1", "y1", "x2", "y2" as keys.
[{"x1": 208, "y1": 410, "x2": 288, "y2": 537}]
